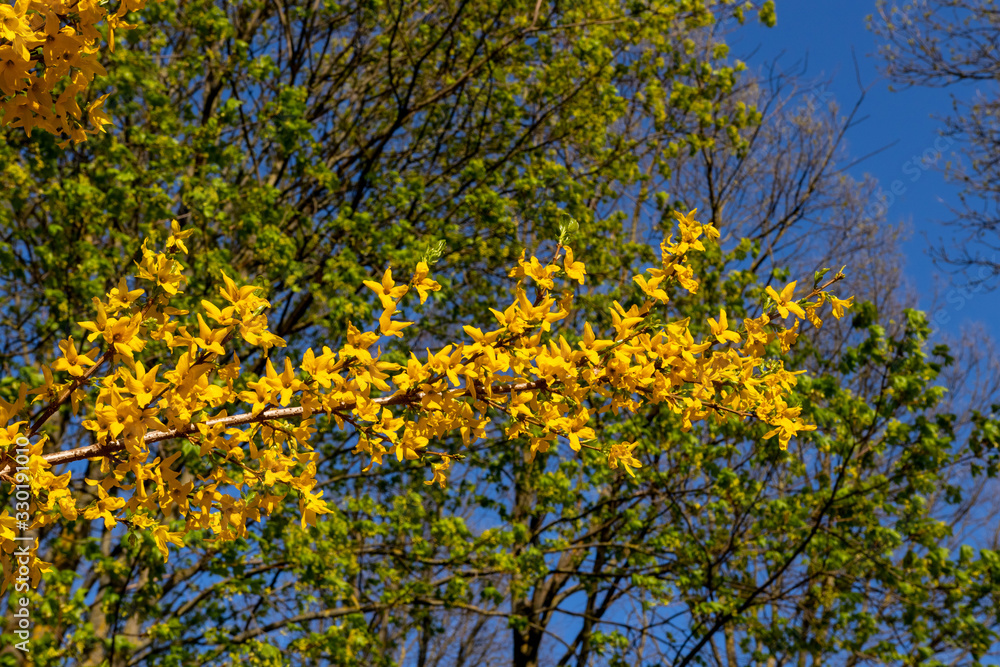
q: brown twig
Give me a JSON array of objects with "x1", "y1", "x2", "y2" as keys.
[{"x1": 0, "y1": 379, "x2": 548, "y2": 477}]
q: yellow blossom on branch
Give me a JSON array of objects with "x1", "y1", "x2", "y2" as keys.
[
  {"x1": 0, "y1": 215, "x2": 852, "y2": 582},
  {"x1": 0, "y1": 0, "x2": 165, "y2": 143},
  {"x1": 766, "y1": 280, "x2": 806, "y2": 320}
]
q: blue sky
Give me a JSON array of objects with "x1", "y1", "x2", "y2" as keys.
[{"x1": 733, "y1": 1, "x2": 1000, "y2": 340}]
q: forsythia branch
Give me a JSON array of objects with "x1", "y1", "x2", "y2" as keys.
[
  {"x1": 0, "y1": 380, "x2": 549, "y2": 476},
  {"x1": 0, "y1": 211, "x2": 853, "y2": 579}
]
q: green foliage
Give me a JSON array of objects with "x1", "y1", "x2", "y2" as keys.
[{"x1": 1, "y1": 0, "x2": 999, "y2": 666}]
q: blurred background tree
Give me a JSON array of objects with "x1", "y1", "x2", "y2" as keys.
[{"x1": 872, "y1": 0, "x2": 1000, "y2": 286}]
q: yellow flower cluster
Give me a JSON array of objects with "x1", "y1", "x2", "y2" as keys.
[
  {"x1": 0, "y1": 210, "x2": 852, "y2": 582},
  {"x1": 0, "y1": 0, "x2": 157, "y2": 144}
]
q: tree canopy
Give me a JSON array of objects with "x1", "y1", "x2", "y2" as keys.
[{"x1": 0, "y1": 1, "x2": 999, "y2": 666}]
